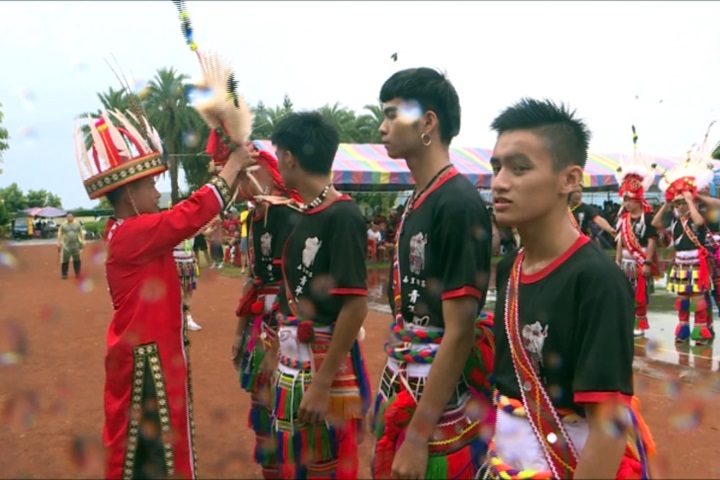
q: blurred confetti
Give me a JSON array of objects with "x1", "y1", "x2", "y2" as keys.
[
  {"x1": 187, "y1": 86, "x2": 214, "y2": 106},
  {"x1": 39, "y1": 304, "x2": 62, "y2": 324},
  {"x1": 645, "y1": 338, "x2": 661, "y2": 357},
  {"x1": 663, "y1": 373, "x2": 682, "y2": 398},
  {"x1": 18, "y1": 87, "x2": 36, "y2": 102},
  {"x1": 70, "y1": 435, "x2": 106, "y2": 475},
  {"x1": 140, "y1": 278, "x2": 166, "y2": 303},
  {"x1": 669, "y1": 398, "x2": 704, "y2": 431},
  {"x1": 397, "y1": 100, "x2": 422, "y2": 124},
  {"x1": 182, "y1": 130, "x2": 201, "y2": 148},
  {"x1": 78, "y1": 277, "x2": 95, "y2": 293},
  {"x1": 0, "y1": 321, "x2": 29, "y2": 366},
  {"x1": 0, "y1": 248, "x2": 19, "y2": 270},
  {"x1": 2, "y1": 390, "x2": 40, "y2": 427},
  {"x1": 71, "y1": 58, "x2": 89, "y2": 71},
  {"x1": 16, "y1": 126, "x2": 37, "y2": 139}
]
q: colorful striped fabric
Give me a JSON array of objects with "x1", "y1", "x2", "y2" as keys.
[{"x1": 254, "y1": 140, "x2": 683, "y2": 190}]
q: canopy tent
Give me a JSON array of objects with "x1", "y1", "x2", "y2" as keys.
[
  {"x1": 21, "y1": 206, "x2": 67, "y2": 218},
  {"x1": 254, "y1": 140, "x2": 682, "y2": 192}
]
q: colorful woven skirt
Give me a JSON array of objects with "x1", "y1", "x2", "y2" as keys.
[
  {"x1": 176, "y1": 260, "x2": 198, "y2": 292},
  {"x1": 271, "y1": 328, "x2": 365, "y2": 478},
  {"x1": 667, "y1": 250, "x2": 709, "y2": 294},
  {"x1": 371, "y1": 359, "x2": 489, "y2": 479}
]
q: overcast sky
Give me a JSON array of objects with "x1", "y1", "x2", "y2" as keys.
[{"x1": 1, "y1": 1, "x2": 718, "y2": 209}]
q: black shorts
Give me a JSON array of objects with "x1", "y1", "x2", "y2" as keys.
[{"x1": 193, "y1": 234, "x2": 207, "y2": 252}]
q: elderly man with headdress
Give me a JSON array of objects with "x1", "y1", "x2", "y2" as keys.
[
  {"x1": 74, "y1": 51, "x2": 256, "y2": 479},
  {"x1": 74, "y1": 108, "x2": 253, "y2": 479},
  {"x1": 614, "y1": 127, "x2": 660, "y2": 338},
  {"x1": 652, "y1": 146, "x2": 715, "y2": 345},
  {"x1": 228, "y1": 141, "x2": 302, "y2": 479}
]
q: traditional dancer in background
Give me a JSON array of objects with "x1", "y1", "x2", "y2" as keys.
[
  {"x1": 74, "y1": 52, "x2": 256, "y2": 479},
  {"x1": 174, "y1": 235, "x2": 202, "y2": 331},
  {"x1": 653, "y1": 152, "x2": 714, "y2": 345},
  {"x1": 371, "y1": 68, "x2": 495, "y2": 480},
  {"x1": 569, "y1": 187, "x2": 617, "y2": 239},
  {"x1": 614, "y1": 126, "x2": 659, "y2": 338},
  {"x1": 270, "y1": 111, "x2": 371, "y2": 479},
  {"x1": 230, "y1": 143, "x2": 302, "y2": 479},
  {"x1": 488, "y1": 98, "x2": 656, "y2": 479},
  {"x1": 57, "y1": 212, "x2": 85, "y2": 279}
]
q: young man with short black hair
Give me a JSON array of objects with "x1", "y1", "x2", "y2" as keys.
[
  {"x1": 372, "y1": 67, "x2": 494, "y2": 480},
  {"x1": 488, "y1": 98, "x2": 655, "y2": 479},
  {"x1": 270, "y1": 111, "x2": 371, "y2": 479}
]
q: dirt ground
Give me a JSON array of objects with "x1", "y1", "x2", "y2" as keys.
[{"x1": 1, "y1": 241, "x2": 719, "y2": 479}]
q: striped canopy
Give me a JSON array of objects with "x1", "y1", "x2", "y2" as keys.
[{"x1": 254, "y1": 140, "x2": 681, "y2": 191}]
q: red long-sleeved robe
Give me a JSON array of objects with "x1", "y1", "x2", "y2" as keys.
[{"x1": 102, "y1": 179, "x2": 231, "y2": 480}]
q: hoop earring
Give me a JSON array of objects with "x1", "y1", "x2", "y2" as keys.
[{"x1": 421, "y1": 133, "x2": 432, "y2": 147}]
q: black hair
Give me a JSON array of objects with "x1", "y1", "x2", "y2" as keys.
[
  {"x1": 270, "y1": 111, "x2": 340, "y2": 175},
  {"x1": 105, "y1": 186, "x2": 125, "y2": 208},
  {"x1": 490, "y1": 98, "x2": 591, "y2": 170},
  {"x1": 379, "y1": 67, "x2": 461, "y2": 145}
]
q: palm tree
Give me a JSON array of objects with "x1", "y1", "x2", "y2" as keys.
[
  {"x1": 251, "y1": 95, "x2": 294, "y2": 140},
  {"x1": 145, "y1": 67, "x2": 195, "y2": 205},
  {"x1": 713, "y1": 141, "x2": 720, "y2": 160}
]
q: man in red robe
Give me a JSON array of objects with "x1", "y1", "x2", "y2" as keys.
[{"x1": 74, "y1": 108, "x2": 253, "y2": 479}]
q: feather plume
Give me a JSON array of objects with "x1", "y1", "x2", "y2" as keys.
[
  {"x1": 74, "y1": 122, "x2": 93, "y2": 178},
  {"x1": 101, "y1": 111, "x2": 132, "y2": 160},
  {"x1": 107, "y1": 109, "x2": 152, "y2": 155},
  {"x1": 191, "y1": 51, "x2": 253, "y2": 144},
  {"x1": 87, "y1": 114, "x2": 110, "y2": 170},
  {"x1": 616, "y1": 125, "x2": 655, "y2": 191}
]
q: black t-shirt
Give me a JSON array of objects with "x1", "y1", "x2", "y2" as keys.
[
  {"x1": 493, "y1": 236, "x2": 635, "y2": 414},
  {"x1": 278, "y1": 196, "x2": 367, "y2": 326},
  {"x1": 571, "y1": 203, "x2": 599, "y2": 235},
  {"x1": 670, "y1": 216, "x2": 707, "y2": 252},
  {"x1": 620, "y1": 213, "x2": 657, "y2": 249},
  {"x1": 394, "y1": 170, "x2": 492, "y2": 328},
  {"x1": 250, "y1": 204, "x2": 301, "y2": 285}
]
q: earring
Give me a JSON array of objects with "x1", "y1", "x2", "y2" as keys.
[{"x1": 421, "y1": 133, "x2": 432, "y2": 147}]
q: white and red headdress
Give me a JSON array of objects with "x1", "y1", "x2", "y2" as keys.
[
  {"x1": 615, "y1": 126, "x2": 655, "y2": 212},
  {"x1": 74, "y1": 109, "x2": 166, "y2": 200},
  {"x1": 659, "y1": 121, "x2": 718, "y2": 202}
]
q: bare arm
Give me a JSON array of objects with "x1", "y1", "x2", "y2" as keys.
[
  {"x1": 615, "y1": 233, "x2": 622, "y2": 265},
  {"x1": 593, "y1": 215, "x2": 617, "y2": 236},
  {"x1": 686, "y1": 195, "x2": 705, "y2": 226},
  {"x1": 651, "y1": 203, "x2": 670, "y2": 229},
  {"x1": 573, "y1": 403, "x2": 627, "y2": 479},
  {"x1": 697, "y1": 193, "x2": 720, "y2": 209},
  {"x1": 645, "y1": 237, "x2": 657, "y2": 266},
  {"x1": 57, "y1": 225, "x2": 63, "y2": 245},
  {"x1": 403, "y1": 296, "x2": 477, "y2": 443}
]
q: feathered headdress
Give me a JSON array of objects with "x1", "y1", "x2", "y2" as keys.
[
  {"x1": 615, "y1": 125, "x2": 655, "y2": 211},
  {"x1": 659, "y1": 121, "x2": 718, "y2": 202},
  {"x1": 173, "y1": 0, "x2": 253, "y2": 173},
  {"x1": 74, "y1": 56, "x2": 166, "y2": 202}
]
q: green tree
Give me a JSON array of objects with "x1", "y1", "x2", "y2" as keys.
[
  {"x1": 251, "y1": 95, "x2": 294, "y2": 140},
  {"x1": 26, "y1": 188, "x2": 62, "y2": 208},
  {"x1": 713, "y1": 141, "x2": 720, "y2": 160},
  {"x1": 348, "y1": 192, "x2": 398, "y2": 218},
  {"x1": 145, "y1": 67, "x2": 194, "y2": 205},
  {"x1": 0, "y1": 182, "x2": 27, "y2": 212},
  {"x1": 0, "y1": 102, "x2": 10, "y2": 174},
  {"x1": 356, "y1": 103, "x2": 384, "y2": 144},
  {"x1": 95, "y1": 196, "x2": 113, "y2": 210}
]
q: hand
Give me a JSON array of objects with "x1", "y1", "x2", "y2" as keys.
[
  {"x1": 683, "y1": 191, "x2": 694, "y2": 202},
  {"x1": 642, "y1": 264, "x2": 652, "y2": 277},
  {"x1": 231, "y1": 334, "x2": 244, "y2": 370},
  {"x1": 228, "y1": 143, "x2": 257, "y2": 171},
  {"x1": 259, "y1": 347, "x2": 278, "y2": 374},
  {"x1": 391, "y1": 434, "x2": 428, "y2": 479},
  {"x1": 298, "y1": 381, "x2": 330, "y2": 424}
]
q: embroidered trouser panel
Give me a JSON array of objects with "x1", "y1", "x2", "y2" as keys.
[
  {"x1": 371, "y1": 366, "x2": 486, "y2": 479},
  {"x1": 131, "y1": 360, "x2": 169, "y2": 479},
  {"x1": 621, "y1": 260, "x2": 650, "y2": 331},
  {"x1": 675, "y1": 296, "x2": 713, "y2": 342},
  {"x1": 176, "y1": 261, "x2": 198, "y2": 292}
]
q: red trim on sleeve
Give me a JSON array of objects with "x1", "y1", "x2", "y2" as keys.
[
  {"x1": 574, "y1": 391, "x2": 633, "y2": 406},
  {"x1": 329, "y1": 287, "x2": 368, "y2": 296},
  {"x1": 520, "y1": 235, "x2": 589, "y2": 284},
  {"x1": 441, "y1": 286, "x2": 483, "y2": 301},
  {"x1": 272, "y1": 259, "x2": 282, "y2": 265}
]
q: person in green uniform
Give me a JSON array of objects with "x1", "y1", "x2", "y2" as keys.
[{"x1": 57, "y1": 213, "x2": 85, "y2": 279}]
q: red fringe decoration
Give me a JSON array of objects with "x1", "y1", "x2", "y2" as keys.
[
  {"x1": 372, "y1": 390, "x2": 416, "y2": 479},
  {"x1": 335, "y1": 420, "x2": 359, "y2": 479},
  {"x1": 205, "y1": 128, "x2": 232, "y2": 165},
  {"x1": 251, "y1": 300, "x2": 264, "y2": 315},
  {"x1": 297, "y1": 320, "x2": 315, "y2": 343},
  {"x1": 636, "y1": 317, "x2": 650, "y2": 330}
]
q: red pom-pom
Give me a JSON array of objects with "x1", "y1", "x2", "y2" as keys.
[
  {"x1": 297, "y1": 320, "x2": 315, "y2": 343},
  {"x1": 251, "y1": 301, "x2": 264, "y2": 315}
]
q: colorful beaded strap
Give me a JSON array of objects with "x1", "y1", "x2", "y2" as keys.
[
  {"x1": 385, "y1": 344, "x2": 436, "y2": 364},
  {"x1": 391, "y1": 322, "x2": 444, "y2": 344},
  {"x1": 278, "y1": 355, "x2": 311, "y2": 371},
  {"x1": 493, "y1": 390, "x2": 582, "y2": 423}
]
